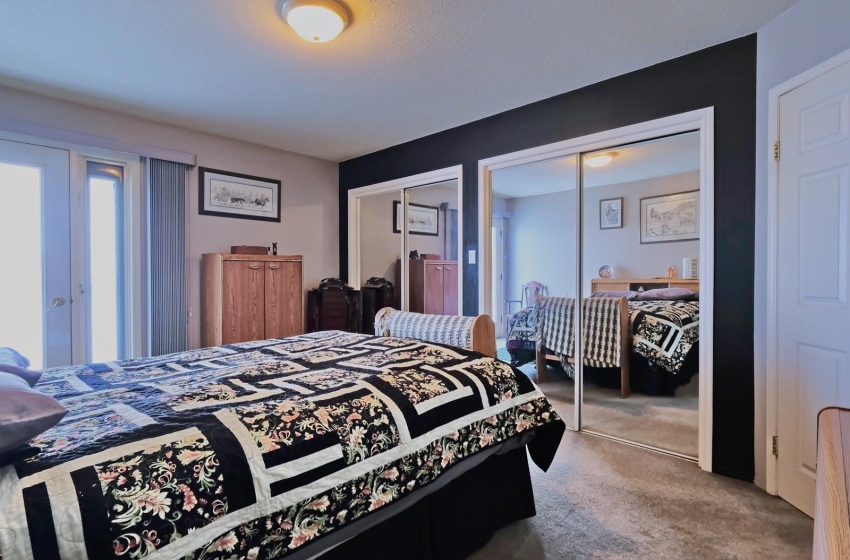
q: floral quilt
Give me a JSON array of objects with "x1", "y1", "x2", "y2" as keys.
[{"x1": 0, "y1": 331, "x2": 564, "y2": 560}]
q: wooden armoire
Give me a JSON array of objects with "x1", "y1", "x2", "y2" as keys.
[
  {"x1": 201, "y1": 253, "x2": 303, "y2": 346},
  {"x1": 408, "y1": 259, "x2": 458, "y2": 315}
]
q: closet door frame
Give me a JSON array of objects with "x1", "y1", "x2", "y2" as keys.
[
  {"x1": 346, "y1": 165, "x2": 464, "y2": 315},
  {"x1": 477, "y1": 109, "x2": 715, "y2": 472}
]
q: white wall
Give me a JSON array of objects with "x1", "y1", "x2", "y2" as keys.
[
  {"x1": 505, "y1": 190, "x2": 576, "y2": 301},
  {"x1": 0, "y1": 84, "x2": 339, "y2": 351},
  {"x1": 754, "y1": 0, "x2": 850, "y2": 489},
  {"x1": 503, "y1": 171, "x2": 699, "y2": 303}
]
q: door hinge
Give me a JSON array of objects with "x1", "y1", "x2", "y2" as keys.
[
  {"x1": 772, "y1": 435, "x2": 778, "y2": 456},
  {"x1": 773, "y1": 141, "x2": 780, "y2": 162}
]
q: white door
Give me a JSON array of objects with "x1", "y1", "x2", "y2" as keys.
[
  {"x1": 0, "y1": 139, "x2": 72, "y2": 368},
  {"x1": 776, "y1": 59, "x2": 850, "y2": 516},
  {"x1": 491, "y1": 218, "x2": 505, "y2": 336}
]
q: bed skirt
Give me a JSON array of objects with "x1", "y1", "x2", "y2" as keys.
[{"x1": 317, "y1": 446, "x2": 536, "y2": 560}]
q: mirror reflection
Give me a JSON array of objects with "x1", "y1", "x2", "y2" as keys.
[
  {"x1": 581, "y1": 131, "x2": 701, "y2": 457},
  {"x1": 491, "y1": 154, "x2": 579, "y2": 430}
]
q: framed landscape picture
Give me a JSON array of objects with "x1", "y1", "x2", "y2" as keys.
[
  {"x1": 640, "y1": 190, "x2": 699, "y2": 244},
  {"x1": 199, "y1": 167, "x2": 281, "y2": 222},
  {"x1": 393, "y1": 201, "x2": 439, "y2": 236},
  {"x1": 599, "y1": 197, "x2": 623, "y2": 229}
]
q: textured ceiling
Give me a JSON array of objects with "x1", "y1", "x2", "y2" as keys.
[
  {"x1": 492, "y1": 133, "x2": 700, "y2": 198},
  {"x1": 0, "y1": 1, "x2": 796, "y2": 162}
]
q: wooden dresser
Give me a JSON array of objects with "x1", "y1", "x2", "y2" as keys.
[
  {"x1": 408, "y1": 259, "x2": 459, "y2": 315},
  {"x1": 307, "y1": 288, "x2": 360, "y2": 333},
  {"x1": 590, "y1": 277, "x2": 700, "y2": 293},
  {"x1": 201, "y1": 253, "x2": 303, "y2": 346},
  {"x1": 361, "y1": 286, "x2": 395, "y2": 333}
]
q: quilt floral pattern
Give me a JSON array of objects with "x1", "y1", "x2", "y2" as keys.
[{"x1": 1, "y1": 331, "x2": 563, "y2": 560}]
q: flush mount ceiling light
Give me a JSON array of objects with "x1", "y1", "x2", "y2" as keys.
[
  {"x1": 584, "y1": 152, "x2": 617, "y2": 168},
  {"x1": 280, "y1": 0, "x2": 350, "y2": 43}
]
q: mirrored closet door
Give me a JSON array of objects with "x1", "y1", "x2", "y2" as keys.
[
  {"x1": 354, "y1": 178, "x2": 461, "y2": 327},
  {"x1": 580, "y1": 132, "x2": 701, "y2": 458},
  {"x1": 490, "y1": 154, "x2": 578, "y2": 430}
]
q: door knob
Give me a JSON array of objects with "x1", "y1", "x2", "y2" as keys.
[{"x1": 48, "y1": 296, "x2": 65, "y2": 311}]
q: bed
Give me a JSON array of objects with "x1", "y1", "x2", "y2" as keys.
[
  {"x1": 0, "y1": 311, "x2": 564, "y2": 560},
  {"x1": 506, "y1": 291, "x2": 699, "y2": 396}
]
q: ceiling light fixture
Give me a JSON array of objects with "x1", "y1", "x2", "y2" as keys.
[
  {"x1": 584, "y1": 152, "x2": 617, "y2": 168},
  {"x1": 280, "y1": 0, "x2": 350, "y2": 43}
]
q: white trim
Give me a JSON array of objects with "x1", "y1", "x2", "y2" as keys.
[
  {"x1": 347, "y1": 166, "x2": 464, "y2": 314},
  {"x1": 0, "y1": 116, "x2": 196, "y2": 166},
  {"x1": 764, "y1": 46, "x2": 850, "y2": 496},
  {"x1": 477, "y1": 108, "x2": 715, "y2": 471}
]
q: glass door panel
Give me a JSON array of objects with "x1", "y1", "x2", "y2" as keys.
[
  {"x1": 86, "y1": 162, "x2": 125, "y2": 362},
  {"x1": 580, "y1": 132, "x2": 701, "y2": 457},
  {"x1": 0, "y1": 139, "x2": 71, "y2": 368},
  {"x1": 490, "y1": 154, "x2": 578, "y2": 429}
]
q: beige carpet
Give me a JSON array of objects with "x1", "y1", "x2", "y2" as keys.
[
  {"x1": 496, "y1": 341, "x2": 699, "y2": 457},
  {"x1": 468, "y1": 382, "x2": 814, "y2": 560},
  {"x1": 535, "y1": 366, "x2": 699, "y2": 457}
]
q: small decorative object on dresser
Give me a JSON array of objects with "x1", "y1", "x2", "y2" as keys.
[
  {"x1": 199, "y1": 167, "x2": 281, "y2": 222},
  {"x1": 599, "y1": 197, "x2": 623, "y2": 229},
  {"x1": 599, "y1": 265, "x2": 613, "y2": 279},
  {"x1": 667, "y1": 264, "x2": 676, "y2": 278},
  {"x1": 682, "y1": 257, "x2": 699, "y2": 279},
  {"x1": 230, "y1": 245, "x2": 269, "y2": 255},
  {"x1": 201, "y1": 253, "x2": 303, "y2": 346}
]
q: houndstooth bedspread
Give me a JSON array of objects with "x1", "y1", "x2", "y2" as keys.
[
  {"x1": 0, "y1": 331, "x2": 564, "y2": 560},
  {"x1": 506, "y1": 299, "x2": 699, "y2": 375}
]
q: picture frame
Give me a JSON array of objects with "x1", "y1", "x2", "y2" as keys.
[
  {"x1": 393, "y1": 201, "x2": 439, "y2": 236},
  {"x1": 198, "y1": 167, "x2": 281, "y2": 222},
  {"x1": 599, "y1": 197, "x2": 623, "y2": 229},
  {"x1": 640, "y1": 190, "x2": 699, "y2": 244}
]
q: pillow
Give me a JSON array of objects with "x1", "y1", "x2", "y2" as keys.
[
  {"x1": 590, "y1": 290, "x2": 639, "y2": 300},
  {"x1": 0, "y1": 371, "x2": 67, "y2": 456},
  {"x1": 0, "y1": 347, "x2": 41, "y2": 387},
  {"x1": 635, "y1": 288, "x2": 698, "y2": 301}
]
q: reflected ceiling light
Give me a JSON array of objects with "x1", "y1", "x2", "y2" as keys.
[
  {"x1": 584, "y1": 152, "x2": 617, "y2": 168},
  {"x1": 280, "y1": 0, "x2": 349, "y2": 43}
]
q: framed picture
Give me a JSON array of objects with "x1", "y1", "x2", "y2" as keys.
[
  {"x1": 199, "y1": 167, "x2": 281, "y2": 222},
  {"x1": 599, "y1": 197, "x2": 623, "y2": 229},
  {"x1": 393, "y1": 201, "x2": 439, "y2": 236},
  {"x1": 640, "y1": 190, "x2": 699, "y2": 244}
]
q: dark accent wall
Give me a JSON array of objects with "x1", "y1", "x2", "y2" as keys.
[{"x1": 339, "y1": 36, "x2": 757, "y2": 481}]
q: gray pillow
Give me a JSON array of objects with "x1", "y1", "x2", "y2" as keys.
[
  {"x1": 635, "y1": 288, "x2": 698, "y2": 301},
  {"x1": 0, "y1": 347, "x2": 41, "y2": 387},
  {"x1": 0, "y1": 371, "x2": 67, "y2": 455},
  {"x1": 590, "y1": 290, "x2": 639, "y2": 300}
]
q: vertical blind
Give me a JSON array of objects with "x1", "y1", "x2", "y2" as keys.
[{"x1": 149, "y1": 158, "x2": 189, "y2": 355}]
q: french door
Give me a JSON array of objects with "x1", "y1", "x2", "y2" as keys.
[{"x1": 0, "y1": 139, "x2": 72, "y2": 368}]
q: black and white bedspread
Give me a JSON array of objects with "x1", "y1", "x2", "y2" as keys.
[
  {"x1": 629, "y1": 300, "x2": 699, "y2": 375},
  {"x1": 506, "y1": 299, "x2": 699, "y2": 375},
  {"x1": 0, "y1": 331, "x2": 564, "y2": 560}
]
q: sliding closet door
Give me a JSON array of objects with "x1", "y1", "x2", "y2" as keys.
[
  {"x1": 490, "y1": 155, "x2": 578, "y2": 429},
  {"x1": 579, "y1": 132, "x2": 701, "y2": 457},
  {"x1": 357, "y1": 190, "x2": 403, "y2": 329},
  {"x1": 404, "y1": 180, "x2": 460, "y2": 315}
]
